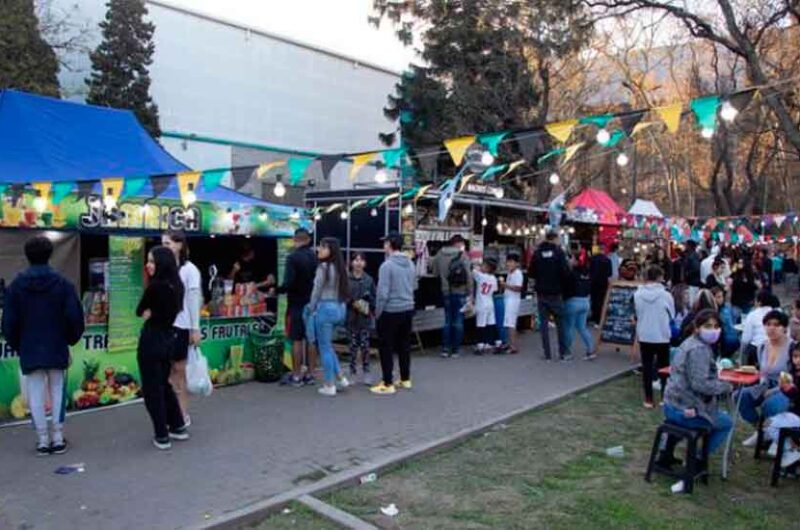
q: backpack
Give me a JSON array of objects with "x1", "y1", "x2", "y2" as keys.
[{"x1": 447, "y1": 252, "x2": 468, "y2": 289}]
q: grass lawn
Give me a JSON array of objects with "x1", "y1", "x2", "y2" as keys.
[{"x1": 314, "y1": 374, "x2": 800, "y2": 529}]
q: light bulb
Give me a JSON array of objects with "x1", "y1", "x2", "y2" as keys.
[
  {"x1": 481, "y1": 217, "x2": 488, "y2": 227},
  {"x1": 596, "y1": 128, "x2": 611, "y2": 145},
  {"x1": 524, "y1": 227, "x2": 530, "y2": 235},
  {"x1": 340, "y1": 211, "x2": 348, "y2": 220},
  {"x1": 313, "y1": 213, "x2": 322, "y2": 221},
  {"x1": 370, "y1": 208, "x2": 378, "y2": 217},
  {"x1": 184, "y1": 190, "x2": 197, "y2": 205},
  {"x1": 549, "y1": 172, "x2": 560, "y2": 185},
  {"x1": 375, "y1": 169, "x2": 388, "y2": 184},
  {"x1": 33, "y1": 195, "x2": 47, "y2": 212},
  {"x1": 515, "y1": 228, "x2": 522, "y2": 236},
  {"x1": 568, "y1": 226, "x2": 576, "y2": 234},
  {"x1": 616, "y1": 153, "x2": 629, "y2": 167},
  {"x1": 403, "y1": 203, "x2": 414, "y2": 215},
  {"x1": 496, "y1": 222, "x2": 503, "y2": 232},
  {"x1": 480, "y1": 151, "x2": 495, "y2": 166},
  {"x1": 493, "y1": 187, "x2": 504, "y2": 199},
  {"x1": 720, "y1": 101, "x2": 738, "y2": 122},
  {"x1": 701, "y1": 127, "x2": 714, "y2": 139},
  {"x1": 274, "y1": 181, "x2": 286, "y2": 197}
]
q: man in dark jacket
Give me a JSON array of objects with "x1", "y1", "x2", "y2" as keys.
[
  {"x1": 279, "y1": 228, "x2": 318, "y2": 386},
  {"x1": 528, "y1": 228, "x2": 571, "y2": 361},
  {"x1": 2, "y1": 236, "x2": 84, "y2": 455},
  {"x1": 589, "y1": 246, "x2": 613, "y2": 324},
  {"x1": 683, "y1": 240, "x2": 702, "y2": 303}
]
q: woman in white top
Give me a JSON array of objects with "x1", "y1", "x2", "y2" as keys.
[
  {"x1": 740, "y1": 291, "x2": 781, "y2": 365},
  {"x1": 162, "y1": 231, "x2": 202, "y2": 425}
]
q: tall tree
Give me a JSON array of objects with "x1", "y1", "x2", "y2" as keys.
[
  {"x1": 0, "y1": 0, "x2": 60, "y2": 97},
  {"x1": 86, "y1": 0, "x2": 160, "y2": 137}
]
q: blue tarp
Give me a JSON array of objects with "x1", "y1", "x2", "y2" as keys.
[{"x1": 0, "y1": 89, "x2": 188, "y2": 182}]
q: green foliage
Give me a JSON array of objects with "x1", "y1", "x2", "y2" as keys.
[
  {"x1": 86, "y1": 0, "x2": 160, "y2": 137},
  {"x1": 0, "y1": 0, "x2": 60, "y2": 97}
]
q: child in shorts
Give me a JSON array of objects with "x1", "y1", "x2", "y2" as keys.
[
  {"x1": 503, "y1": 253, "x2": 524, "y2": 353},
  {"x1": 472, "y1": 259, "x2": 499, "y2": 354}
]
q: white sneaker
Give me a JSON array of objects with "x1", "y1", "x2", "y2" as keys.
[
  {"x1": 670, "y1": 480, "x2": 685, "y2": 494},
  {"x1": 781, "y1": 449, "x2": 800, "y2": 468},
  {"x1": 318, "y1": 385, "x2": 337, "y2": 397},
  {"x1": 183, "y1": 415, "x2": 191, "y2": 428},
  {"x1": 768, "y1": 441, "x2": 779, "y2": 458},
  {"x1": 336, "y1": 377, "x2": 350, "y2": 390},
  {"x1": 742, "y1": 431, "x2": 759, "y2": 447}
]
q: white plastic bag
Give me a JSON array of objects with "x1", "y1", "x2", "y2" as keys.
[{"x1": 186, "y1": 346, "x2": 213, "y2": 397}]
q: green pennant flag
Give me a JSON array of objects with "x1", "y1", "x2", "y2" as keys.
[
  {"x1": 202, "y1": 169, "x2": 228, "y2": 192},
  {"x1": 579, "y1": 114, "x2": 614, "y2": 128},
  {"x1": 382, "y1": 148, "x2": 406, "y2": 168},
  {"x1": 537, "y1": 147, "x2": 566, "y2": 165},
  {"x1": 604, "y1": 130, "x2": 625, "y2": 148},
  {"x1": 690, "y1": 95, "x2": 720, "y2": 130},
  {"x1": 288, "y1": 158, "x2": 315, "y2": 185},
  {"x1": 481, "y1": 164, "x2": 508, "y2": 180},
  {"x1": 121, "y1": 176, "x2": 147, "y2": 198},
  {"x1": 52, "y1": 182, "x2": 75, "y2": 205},
  {"x1": 477, "y1": 131, "x2": 508, "y2": 156},
  {"x1": 401, "y1": 186, "x2": 420, "y2": 199},
  {"x1": 367, "y1": 196, "x2": 384, "y2": 207}
]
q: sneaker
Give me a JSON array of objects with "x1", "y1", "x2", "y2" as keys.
[
  {"x1": 50, "y1": 440, "x2": 68, "y2": 455},
  {"x1": 302, "y1": 374, "x2": 316, "y2": 386},
  {"x1": 183, "y1": 415, "x2": 191, "y2": 428},
  {"x1": 318, "y1": 385, "x2": 337, "y2": 397},
  {"x1": 584, "y1": 353, "x2": 597, "y2": 361},
  {"x1": 288, "y1": 375, "x2": 303, "y2": 388},
  {"x1": 670, "y1": 480, "x2": 685, "y2": 494},
  {"x1": 36, "y1": 444, "x2": 51, "y2": 457},
  {"x1": 742, "y1": 431, "x2": 760, "y2": 447},
  {"x1": 397, "y1": 379, "x2": 413, "y2": 390},
  {"x1": 370, "y1": 382, "x2": 396, "y2": 395},
  {"x1": 337, "y1": 376, "x2": 351, "y2": 390},
  {"x1": 169, "y1": 427, "x2": 190, "y2": 441},
  {"x1": 153, "y1": 438, "x2": 172, "y2": 450},
  {"x1": 768, "y1": 441, "x2": 779, "y2": 458},
  {"x1": 440, "y1": 351, "x2": 451, "y2": 359},
  {"x1": 781, "y1": 449, "x2": 800, "y2": 468}
]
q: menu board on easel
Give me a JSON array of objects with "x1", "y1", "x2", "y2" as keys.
[
  {"x1": 598, "y1": 281, "x2": 642, "y2": 351},
  {"x1": 107, "y1": 236, "x2": 145, "y2": 354}
]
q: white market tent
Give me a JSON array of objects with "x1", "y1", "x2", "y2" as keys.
[{"x1": 628, "y1": 199, "x2": 664, "y2": 218}]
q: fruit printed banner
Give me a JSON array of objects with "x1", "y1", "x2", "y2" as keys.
[{"x1": 107, "y1": 237, "x2": 145, "y2": 354}]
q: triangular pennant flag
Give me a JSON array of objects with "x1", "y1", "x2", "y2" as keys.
[
  {"x1": 177, "y1": 171, "x2": 202, "y2": 207},
  {"x1": 537, "y1": 147, "x2": 566, "y2": 165},
  {"x1": 122, "y1": 176, "x2": 147, "y2": 198},
  {"x1": 562, "y1": 142, "x2": 585, "y2": 164},
  {"x1": 77, "y1": 181, "x2": 96, "y2": 199},
  {"x1": 382, "y1": 147, "x2": 406, "y2": 169},
  {"x1": 619, "y1": 111, "x2": 645, "y2": 136},
  {"x1": 414, "y1": 146, "x2": 440, "y2": 180},
  {"x1": 655, "y1": 103, "x2": 683, "y2": 133},
  {"x1": 444, "y1": 135, "x2": 476, "y2": 166},
  {"x1": 480, "y1": 164, "x2": 508, "y2": 181},
  {"x1": 729, "y1": 89, "x2": 756, "y2": 114},
  {"x1": 414, "y1": 184, "x2": 432, "y2": 200},
  {"x1": 51, "y1": 182, "x2": 74, "y2": 205},
  {"x1": 151, "y1": 176, "x2": 172, "y2": 197},
  {"x1": 380, "y1": 192, "x2": 400, "y2": 205},
  {"x1": 202, "y1": 169, "x2": 228, "y2": 192},
  {"x1": 31, "y1": 182, "x2": 52, "y2": 202},
  {"x1": 502, "y1": 159, "x2": 526, "y2": 177},
  {"x1": 514, "y1": 132, "x2": 546, "y2": 162},
  {"x1": 100, "y1": 178, "x2": 124, "y2": 204},
  {"x1": 545, "y1": 119, "x2": 578, "y2": 143},
  {"x1": 631, "y1": 121, "x2": 656, "y2": 137},
  {"x1": 579, "y1": 114, "x2": 614, "y2": 128},
  {"x1": 477, "y1": 131, "x2": 508, "y2": 156},
  {"x1": 604, "y1": 130, "x2": 625, "y2": 148},
  {"x1": 438, "y1": 178, "x2": 457, "y2": 221},
  {"x1": 458, "y1": 174, "x2": 476, "y2": 191},
  {"x1": 287, "y1": 158, "x2": 314, "y2": 185},
  {"x1": 256, "y1": 160, "x2": 286, "y2": 179},
  {"x1": 690, "y1": 95, "x2": 720, "y2": 131},
  {"x1": 348, "y1": 199, "x2": 369, "y2": 211},
  {"x1": 318, "y1": 155, "x2": 341, "y2": 180},
  {"x1": 349, "y1": 152, "x2": 377, "y2": 180},
  {"x1": 325, "y1": 203, "x2": 344, "y2": 214},
  {"x1": 231, "y1": 167, "x2": 253, "y2": 190}
]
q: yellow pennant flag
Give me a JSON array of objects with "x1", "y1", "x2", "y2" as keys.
[
  {"x1": 562, "y1": 142, "x2": 585, "y2": 164},
  {"x1": 380, "y1": 192, "x2": 400, "y2": 205},
  {"x1": 655, "y1": 103, "x2": 682, "y2": 133},
  {"x1": 414, "y1": 184, "x2": 432, "y2": 200},
  {"x1": 545, "y1": 119, "x2": 578, "y2": 143},
  {"x1": 631, "y1": 121, "x2": 656, "y2": 137},
  {"x1": 177, "y1": 171, "x2": 202, "y2": 207},
  {"x1": 502, "y1": 159, "x2": 525, "y2": 177},
  {"x1": 100, "y1": 178, "x2": 124, "y2": 204},
  {"x1": 256, "y1": 160, "x2": 286, "y2": 179},
  {"x1": 349, "y1": 152, "x2": 377, "y2": 180},
  {"x1": 31, "y1": 182, "x2": 52, "y2": 201},
  {"x1": 325, "y1": 203, "x2": 344, "y2": 214},
  {"x1": 444, "y1": 135, "x2": 476, "y2": 166}
]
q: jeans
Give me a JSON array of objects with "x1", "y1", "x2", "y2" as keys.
[
  {"x1": 639, "y1": 342, "x2": 670, "y2": 403},
  {"x1": 138, "y1": 325, "x2": 184, "y2": 440},
  {"x1": 563, "y1": 297, "x2": 593, "y2": 356},
  {"x1": 314, "y1": 301, "x2": 346, "y2": 384},
  {"x1": 738, "y1": 386, "x2": 790, "y2": 426},
  {"x1": 663, "y1": 403, "x2": 733, "y2": 454},
  {"x1": 442, "y1": 293, "x2": 467, "y2": 354},
  {"x1": 537, "y1": 294, "x2": 568, "y2": 359},
  {"x1": 378, "y1": 311, "x2": 413, "y2": 386},
  {"x1": 494, "y1": 295, "x2": 508, "y2": 344}
]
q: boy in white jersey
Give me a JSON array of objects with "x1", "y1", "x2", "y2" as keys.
[
  {"x1": 504, "y1": 253, "x2": 524, "y2": 353},
  {"x1": 472, "y1": 259, "x2": 499, "y2": 354}
]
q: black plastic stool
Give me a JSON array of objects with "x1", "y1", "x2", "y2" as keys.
[
  {"x1": 645, "y1": 422, "x2": 710, "y2": 493},
  {"x1": 772, "y1": 427, "x2": 800, "y2": 487}
]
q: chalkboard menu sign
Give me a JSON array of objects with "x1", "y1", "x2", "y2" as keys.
[{"x1": 599, "y1": 281, "x2": 643, "y2": 346}]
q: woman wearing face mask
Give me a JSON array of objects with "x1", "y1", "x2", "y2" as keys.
[
  {"x1": 660, "y1": 309, "x2": 733, "y2": 493},
  {"x1": 739, "y1": 310, "x2": 793, "y2": 448}
]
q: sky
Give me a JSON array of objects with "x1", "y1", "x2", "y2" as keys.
[{"x1": 165, "y1": 0, "x2": 419, "y2": 72}]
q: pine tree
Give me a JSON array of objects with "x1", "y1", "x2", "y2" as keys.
[
  {"x1": 86, "y1": 0, "x2": 160, "y2": 137},
  {"x1": 0, "y1": 0, "x2": 60, "y2": 97}
]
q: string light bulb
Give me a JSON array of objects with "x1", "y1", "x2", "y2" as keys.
[
  {"x1": 313, "y1": 212, "x2": 322, "y2": 221},
  {"x1": 375, "y1": 168, "x2": 388, "y2": 184},
  {"x1": 493, "y1": 187, "x2": 504, "y2": 199},
  {"x1": 596, "y1": 128, "x2": 611, "y2": 145},
  {"x1": 480, "y1": 151, "x2": 495, "y2": 166},
  {"x1": 549, "y1": 172, "x2": 560, "y2": 185},
  {"x1": 340, "y1": 211, "x2": 348, "y2": 220},
  {"x1": 370, "y1": 208, "x2": 378, "y2": 217},
  {"x1": 481, "y1": 217, "x2": 488, "y2": 227},
  {"x1": 616, "y1": 153, "x2": 629, "y2": 167},
  {"x1": 274, "y1": 175, "x2": 286, "y2": 198},
  {"x1": 720, "y1": 101, "x2": 738, "y2": 122},
  {"x1": 701, "y1": 127, "x2": 715, "y2": 139},
  {"x1": 496, "y1": 222, "x2": 503, "y2": 232}
]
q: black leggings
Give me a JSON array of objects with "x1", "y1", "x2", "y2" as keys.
[
  {"x1": 138, "y1": 326, "x2": 184, "y2": 440},
  {"x1": 640, "y1": 342, "x2": 670, "y2": 403},
  {"x1": 377, "y1": 311, "x2": 413, "y2": 386}
]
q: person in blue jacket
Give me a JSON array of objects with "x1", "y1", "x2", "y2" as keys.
[{"x1": 2, "y1": 236, "x2": 84, "y2": 456}]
